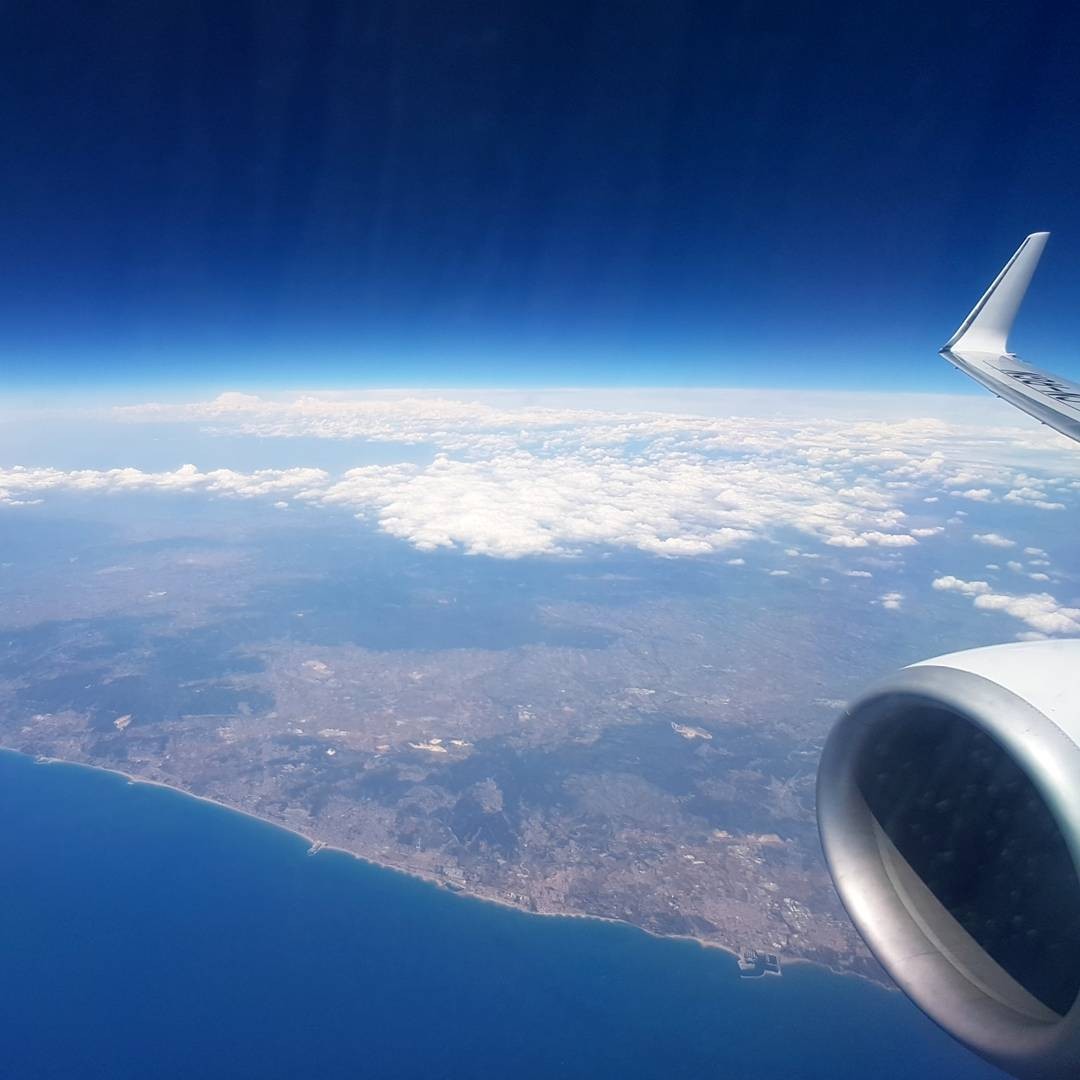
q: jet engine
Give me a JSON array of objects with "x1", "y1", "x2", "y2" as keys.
[{"x1": 817, "y1": 640, "x2": 1080, "y2": 1079}]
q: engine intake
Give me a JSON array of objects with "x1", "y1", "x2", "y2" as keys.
[{"x1": 817, "y1": 640, "x2": 1080, "y2": 1078}]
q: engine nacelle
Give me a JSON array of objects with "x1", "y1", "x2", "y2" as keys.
[{"x1": 817, "y1": 640, "x2": 1080, "y2": 1079}]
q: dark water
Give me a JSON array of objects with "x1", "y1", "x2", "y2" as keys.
[{"x1": 0, "y1": 751, "x2": 1003, "y2": 1080}]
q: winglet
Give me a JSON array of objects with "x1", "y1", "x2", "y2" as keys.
[{"x1": 943, "y1": 232, "x2": 1050, "y2": 355}]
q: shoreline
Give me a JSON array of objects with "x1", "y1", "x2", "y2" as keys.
[{"x1": 3, "y1": 745, "x2": 890, "y2": 992}]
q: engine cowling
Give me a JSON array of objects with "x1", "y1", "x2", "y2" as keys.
[{"x1": 817, "y1": 640, "x2": 1080, "y2": 1079}]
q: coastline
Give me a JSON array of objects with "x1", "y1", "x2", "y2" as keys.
[{"x1": 3, "y1": 745, "x2": 890, "y2": 992}]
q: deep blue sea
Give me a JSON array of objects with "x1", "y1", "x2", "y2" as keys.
[{"x1": 0, "y1": 750, "x2": 1004, "y2": 1079}]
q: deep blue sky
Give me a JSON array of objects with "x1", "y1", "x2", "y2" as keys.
[{"x1": 4, "y1": 0, "x2": 1080, "y2": 391}]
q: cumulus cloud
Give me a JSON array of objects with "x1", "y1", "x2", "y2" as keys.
[
  {"x1": 3, "y1": 392, "x2": 1078, "y2": 562},
  {"x1": 824, "y1": 531, "x2": 918, "y2": 549},
  {"x1": 0, "y1": 464, "x2": 327, "y2": 503},
  {"x1": 880, "y1": 592, "x2": 904, "y2": 610},
  {"x1": 1005, "y1": 486, "x2": 1047, "y2": 504},
  {"x1": 973, "y1": 592, "x2": 1080, "y2": 636},
  {"x1": 932, "y1": 576, "x2": 992, "y2": 597},
  {"x1": 972, "y1": 532, "x2": 1016, "y2": 548},
  {"x1": 933, "y1": 576, "x2": 1080, "y2": 635},
  {"x1": 0, "y1": 447, "x2": 910, "y2": 560},
  {"x1": 1004, "y1": 487, "x2": 1066, "y2": 511}
]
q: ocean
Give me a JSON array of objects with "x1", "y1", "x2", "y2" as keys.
[{"x1": 0, "y1": 750, "x2": 1003, "y2": 1079}]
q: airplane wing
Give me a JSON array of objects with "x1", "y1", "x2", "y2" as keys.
[{"x1": 940, "y1": 231, "x2": 1080, "y2": 444}]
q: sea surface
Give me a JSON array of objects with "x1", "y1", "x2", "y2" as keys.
[{"x1": 0, "y1": 750, "x2": 1004, "y2": 1079}]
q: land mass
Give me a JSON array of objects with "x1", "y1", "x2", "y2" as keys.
[{"x1": 0, "y1": 511, "x2": 889, "y2": 984}]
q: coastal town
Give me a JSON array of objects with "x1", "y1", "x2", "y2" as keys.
[{"x1": 0, "y1": 522, "x2": 885, "y2": 984}]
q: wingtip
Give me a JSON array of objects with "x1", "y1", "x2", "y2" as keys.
[{"x1": 944, "y1": 232, "x2": 1050, "y2": 355}]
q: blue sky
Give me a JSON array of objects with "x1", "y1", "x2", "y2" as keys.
[{"x1": 4, "y1": 1, "x2": 1080, "y2": 393}]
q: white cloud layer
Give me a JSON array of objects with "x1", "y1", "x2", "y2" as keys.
[
  {"x1": 2, "y1": 392, "x2": 1078, "y2": 562},
  {"x1": 0, "y1": 463, "x2": 328, "y2": 505}
]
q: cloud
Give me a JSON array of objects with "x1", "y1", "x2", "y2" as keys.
[
  {"x1": 1005, "y1": 486, "x2": 1047, "y2": 503},
  {"x1": 952, "y1": 488, "x2": 994, "y2": 502},
  {"x1": 932, "y1": 576, "x2": 992, "y2": 597},
  {"x1": 973, "y1": 592, "x2": 1080, "y2": 636},
  {"x1": 1004, "y1": 487, "x2": 1066, "y2": 511},
  {"x1": 313, "y1": 454, "x2": 767, "y2": 557},
  {"x1": 0, "y1": 463, "x2": 328, "y2": 503},
  {"x1": 933, "y1": 576, "x2": 1080, "y2": 635},
  {"x1": 4, "y1": 392, "x2": 1078, "y2": 562},
  {"x1": 862, "y1": 531, "x2": 918, "y2": 547},
  {"x1": 824, "y1": 531, "x2": 918, "y2": 549},
  {"x1": 972, "y1": 532, "x2": 1016, "y2": 548},
  {"x1": 880, "y1": 592, "x2": 903, "y2": 610}
]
